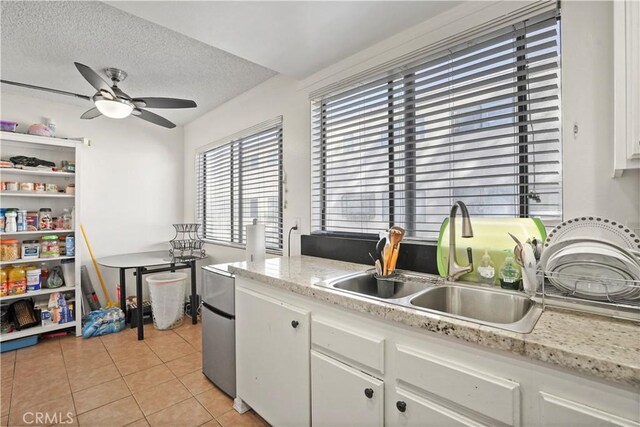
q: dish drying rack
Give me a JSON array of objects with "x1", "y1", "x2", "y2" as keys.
[
  {"x1": 535, "y1": 269, "x2": 640, "y2": 320},
  {"x1": 169, "y1": 223, "x2": 206, "y2": 261}
]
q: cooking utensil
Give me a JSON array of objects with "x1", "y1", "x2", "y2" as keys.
[
  {"x1": 374, "y1": 259, "x2": 383, "y2": 276},
  {"x1": 389, "y1": 243, "x2": 400, "y2": 274},
  {"x1": 376, "y1": 237, "x2": 387, "y2": 266},
  {"x1": 383, "y1": 243, "x2": 392, "y2": 276},
  {"x1": 368, "y1": 252, "x2": 377, "y2": 265}
]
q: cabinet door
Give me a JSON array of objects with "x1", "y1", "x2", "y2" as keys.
[
  {"x1": 388, "y1": 387, "x2": 484, "y2": 427},
  {"x1": 236, "y1": 287, "x2": 310, "y2": 426},
  {"x1": 539, "y1": 392, "x2": 640, "y2": 427},
  {"x1": 311, "y1": 350, "x2": 383, "y2": 427}
]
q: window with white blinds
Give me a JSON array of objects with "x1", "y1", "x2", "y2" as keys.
[
  {"x1": 196, "y1": 119, "x2": 283, "y2": 253},
  {"x1": 311, "y1": 13, "x2": 562, "y2": 242}
]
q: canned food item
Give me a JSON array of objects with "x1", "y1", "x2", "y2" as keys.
[
  {"x1": 19, "y1": 182, "x2": 34, "y2": 191},
  {"x1": 34, "y1": 182, "x2": 45, "y2": 192},
  {"x1": 45, "y1": 183, "x2": 58, "y2": 192},
  {"x1": 1, "y1": 239, "x2": 19, "y2": 261},
  {"x1": 39, "y1": 208, "x2": 52, "y2": 230},
  {"x1": 5, "y1": 181, "x2": 18, "y2": 191},
  {"x1": 21, "y1": 240, "x2": 40, "y2": 258},
  {"x1": 65, "y1": 236, "x2": 75, "y2": 256},
  {"x1": 40, "y1": 235, "x2": 60, "y2": 258},
  {"x1": 26, "y1": 211, "x2": 38, "y2": 231},
  {"x1": 16, "y1": 210, "x2": 27, "y2": 232},
  {"x1": 65, "y1": 184, "x2": 75, "y2": 195}
]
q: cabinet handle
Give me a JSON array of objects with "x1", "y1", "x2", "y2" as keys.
[
  {"x1": 291, "y1": 320, "x2": 299, "y2": 328},
  {"x1": 364, "y1": 388, "x2": 374, "y2": 399},
  {"x1": 396, "y1": 401, "x2": 407, "y2": 413}
]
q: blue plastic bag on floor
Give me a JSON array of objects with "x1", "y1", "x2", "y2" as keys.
[{"x1": 81, "y1": 308, "x2": 125, "y2": 338}]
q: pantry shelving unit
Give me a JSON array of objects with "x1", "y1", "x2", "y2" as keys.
[{"x1": 0, "y1": 131, "x2": 83, "y2": 343}]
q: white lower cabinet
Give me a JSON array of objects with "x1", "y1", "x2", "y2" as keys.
[
  {"x1": 235, "y1": 286, "x2": 310, "y2": 427},
  {"x1": 311, "y1": 350, "x2": 384, "y2": 427},
  {"x1": 539, "y1": 392, "x2": 640, "y2": 427},
  {"x1": 387, "y1": 387, "x2": 484, "y2": 427},
  {"x1": 236, "y1": 278, "x2": 640, "y2": 427}
]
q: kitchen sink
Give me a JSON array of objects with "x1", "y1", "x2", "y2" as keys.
[
  {"x1": 328, "y1": 271, "x2": 434, "y2": 300},
  {"x1": 318, "y1": 270, "x2": 542, "y2": 333},
  {"x1": 410, "y1": 285, "x2": 540, "y2": 332}
]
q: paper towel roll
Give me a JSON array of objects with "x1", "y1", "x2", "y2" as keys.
[{"x1": 246, "y1": 219, "x2": 266, "y2": 263}]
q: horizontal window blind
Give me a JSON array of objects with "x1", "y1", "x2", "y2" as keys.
[
  {"x1": 311, "y1": 13, "x2": 561, "y2": 242},
  {"x1": 196, "y1": 119, "x2": 283, "y2": 253}
]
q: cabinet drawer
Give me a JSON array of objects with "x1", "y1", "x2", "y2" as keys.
[
  {"x1": 396, "y1": 344, "x2": 520, "y2": 426},
  {"x1": 312, "y1": 317, "x2": 385, "y2": 374},
  {"x1": 311, "y1": 350, "x2": 383, "y2": 427},
  {"x1": 539, "y1": 392, "x2": 640, "y2": 427},
  {"x1": 389, "y1": 387, "x2": 484, "y2": 427}
]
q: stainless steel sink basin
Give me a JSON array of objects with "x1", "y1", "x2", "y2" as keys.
[
  {"x1": 317, "y1": 270, "x2": 542, "y2": 333},
  {"x1": 328, "y1": 272, "x2": 434, "y2": 300},
  {"x1": 410, "y1": 284, "x2": 541, "y2": 333}
]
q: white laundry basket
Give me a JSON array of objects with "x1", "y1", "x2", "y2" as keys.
[{"x1": 146, "y1": 272, "x2": 187, "y2": 330}]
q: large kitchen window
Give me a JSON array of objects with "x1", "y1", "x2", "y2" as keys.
[
  {"x1": 311, "y1": 12, "x2": 562, "y2": 242},
  {"x1": 196, "y1": 118, "x2": 283, "y2": 253}
]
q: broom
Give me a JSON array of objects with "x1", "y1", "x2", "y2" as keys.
[{"x1": 80, "y1": 224, "x2": 119, "y2": 309}]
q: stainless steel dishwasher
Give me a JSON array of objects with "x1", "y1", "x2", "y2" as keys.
[{"x1": 201, "y1": 264, "x2": 236, "y2": 397}]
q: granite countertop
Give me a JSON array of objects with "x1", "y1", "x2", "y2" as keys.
[{"x1": 227, "y1": 255, "x2": 640, "y2": 389}]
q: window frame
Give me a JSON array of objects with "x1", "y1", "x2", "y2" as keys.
[
  {"x1": 196, "y1": 118, "x2": 284, "y2": 254},
  {"x1": 312, "y1": 13, "x2": 562, "y2": 242}
]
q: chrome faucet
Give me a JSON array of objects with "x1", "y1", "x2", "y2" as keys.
[{"x1": 447, "y1": 201, "x2": 474, "y2": 281}]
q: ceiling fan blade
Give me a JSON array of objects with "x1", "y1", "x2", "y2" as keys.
[
  {"x1": 132, "y1": 97, "x2": 196, "y2": 109},
  {"x1": 1, "y1": 79, "x2": 91, "y2": 101},
  {"x1": 74, "y1": 62, "x2": 114, "y2": 96},
  {"x1": 134, "y1": 109, "x2": 176, "y2": 129},
  {"x1": 80, "y1": 108, "x2": 102, "y2": 120}
]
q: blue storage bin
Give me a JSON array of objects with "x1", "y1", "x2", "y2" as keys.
[{"x1": 0, "y1": 335, "x2": 38, "y2": 352}]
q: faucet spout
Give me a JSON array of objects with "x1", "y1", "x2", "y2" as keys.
[{"x1": 447, "y1": 201, "x2": 474, "y2": 281}]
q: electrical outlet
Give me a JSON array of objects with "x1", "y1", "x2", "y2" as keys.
[{"x1": 294, "y1": 217, "x2": 301, "y2": 232}]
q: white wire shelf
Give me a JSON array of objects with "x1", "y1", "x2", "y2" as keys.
[
  {"x1": 0, "y1": 256, "x2": 74, "y2": 266},
  {"x1": 0, "y1": 321, "x2": 77, "y2": 343},
  {"x1": 0, "y1": 191, "x2": 74, "y2": 198},
  {"x1": 0, "y1": 286, "x2": 76, "y2": 302},
  {"x1": 0, "y1": 168, "x2": 75, "y2": 177},
  {"x1": 0, "y1": 230, "x2": 74, "y2": 237}
]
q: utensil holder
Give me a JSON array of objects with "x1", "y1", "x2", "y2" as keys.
[{"x1": 374, "y1": 273, "x2": 398, "y2": 298}]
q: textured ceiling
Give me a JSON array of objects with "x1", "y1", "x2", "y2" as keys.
[
  {"x1": 0, "y1": 1, "x2": 276, "y2": 126},
  {"x1": 109, "y1": 1, "x2": 462, "y2": 79}
]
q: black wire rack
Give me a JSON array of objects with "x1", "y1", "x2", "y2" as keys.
[{"x1": 169, "y1": 223, "x2": 206, "y2": 261}]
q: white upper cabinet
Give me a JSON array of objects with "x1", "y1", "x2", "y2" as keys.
[{"x1": 614, "y1": 0, "x2": 640, "y2": 176}]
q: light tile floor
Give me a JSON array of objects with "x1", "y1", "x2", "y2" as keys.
[{"x1": 0, "y1": 321, "x2": 269, "y2": 427}]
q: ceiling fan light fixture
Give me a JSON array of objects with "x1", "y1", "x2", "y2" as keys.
[{"x1": 93, "y1": 94, "x2": 133, "y2": 119}]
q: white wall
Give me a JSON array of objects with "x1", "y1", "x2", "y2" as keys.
[
  {"x1": 185, "y1": 0, "x2": 640, "y2": 262},
  {"x1": 561, "y1": 1, "x2": 640, "y2": 228},
  {"x1": 1, "y1": 92, "x2": 185, "y2": 302}
]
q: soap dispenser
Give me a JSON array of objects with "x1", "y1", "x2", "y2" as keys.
[
  {"x1": 477, "y1": 250, "x2": 496, "y2": 286},
  {"x1": 499, "y1": 251, "x2": 522, "y2": 290}
]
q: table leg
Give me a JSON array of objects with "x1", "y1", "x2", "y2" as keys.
[
  {"x1": 119, "y1": 268, "x2": 127, "y2": 316},
  {"x1": 190, "y1": 260, "x2": 197, "y2": 324},
  {"x1": 136, "y1": 267, "x2": 144, "y2": 340}
]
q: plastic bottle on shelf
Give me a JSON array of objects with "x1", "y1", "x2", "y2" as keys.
[
  {"x1": 476, "y1": 250, "x2": 496, "y2": 286},
  {"x1": 8, "y1": 265, "x2": 27, "y2": 295},
  {"x1": 4, "y1": 209, "x2": 17, "y2": 233},
  {"x1": 40, "y1": 263, "x2": 49, "y2": 288},
  {"x1": 62, "y1": 209, "x2": 72, "y2": 230},
  {"x1": 24, "y1": 264, "x2": 41, "y2": 292},
  {"x1": 0, "y1": 267, "x2": 8, "y2": 297},
  {"x1": 499, "y1": 251, "x2": 522, "y2": 290}
]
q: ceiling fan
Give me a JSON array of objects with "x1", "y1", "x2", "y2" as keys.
[{"x1": 0, "y1": 62, "x2": 197, "y2": 129}]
